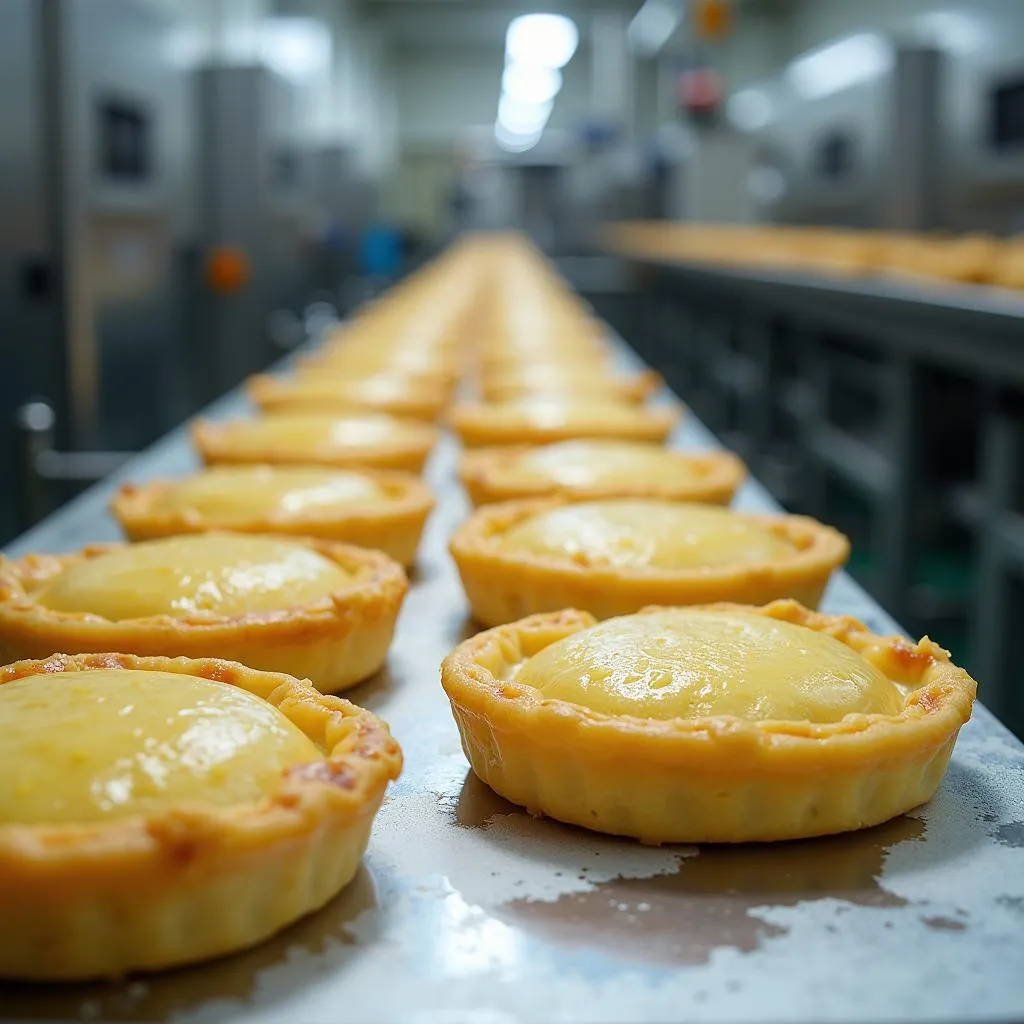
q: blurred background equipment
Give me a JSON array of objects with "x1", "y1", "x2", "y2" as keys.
[{"x1": 4, "y1": 0, "x2": 1024, "y2": 738}]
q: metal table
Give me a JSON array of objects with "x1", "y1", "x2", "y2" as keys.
[{"x1": 4, "y1": 343, "x2": 1024, "y2": 1024}]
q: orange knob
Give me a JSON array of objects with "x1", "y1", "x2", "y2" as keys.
[{"x1": 205, "y1": 246, "x2": 250, "y2": 294}]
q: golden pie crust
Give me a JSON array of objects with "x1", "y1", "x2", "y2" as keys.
[
  {"x1": 111, "y1": 466, "x2": 434, "y2": 568},
  {"x1": 294, "y1": 354, "x2": 460, "y2": 393},
  {"x1": 449, "y1": 400, "x2": 679, "y2": 448},
  {"x1": 459, "y1": 443, "x2": 745, "y2": 507},
  {"x1": 441, "y1": 601, "x2": 976, "y2": 843},
  {"x1": 193, "y1": 414, "x2": 439, "y2": 474},
  {"x1": 0, "y1": 536, "x2": 407, "y2": 693},
  {"x1": 246, "y1": 373, "x2": 447, "y2": 422},
  {"x1": 478, "y1": 369, "x2": 661, "y2": 405},
  {"x1": 0, "y1": 652, "x2": 401, "y2": 979},
  {"x1": 449, "y1": 497, "x2": 849, "y2": 625}
]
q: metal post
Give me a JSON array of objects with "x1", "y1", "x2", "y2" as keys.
[
  {"x1": 795, "y1": 326, "x2": 828, "y2": 519},
  {"x1": 15, "y1": 402, "x2": 57, "y2": 530},
  {"x1": 971, "y1": 398, "x2": 1019, "y2": 720},
  {"x1": 874, "y1": 353, "x2": 920, "y2": 622},
  {"x1": 740, "y1": 315, "x2": 774, "y2": 474}
]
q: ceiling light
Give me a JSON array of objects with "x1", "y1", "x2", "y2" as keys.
[
  {"x1": 726, "y1": 87, "x2": 774, "y2": 132},
  {"x1": 506, "y1": 14, "x2": 578, "y2": 69},
  {"x1": 785, "y1": 33, "x2": 892, "y2": 100},
  {"x1": 259, "y1": 16, "x2": 331, "y2": 83},
  {"x1": 502, "y1": 62, "x2": 562, "y2": 105},
  {"x1": 497, "y1": 94, "x2": 552, "y2": 134},
  {"x1": 915, "y1": 11, "x2": 991, "y2": 55},
  {"x1": 494, "y1": 120, "x2": 543, "y2": 153},
  {"x1": 628, "y1": 0, "x2": 679, "y2": 56}
]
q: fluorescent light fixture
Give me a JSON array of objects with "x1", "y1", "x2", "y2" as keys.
[
  {"x1": 259, "y1": 16, "x2": 331, "y2": 83},
  {"x1": 506, "y1": 14, "x2": 578, "y2": 69},
  {"x1": 726, "y1": 87, "x2": 774, "y2": 132},
  {"x1": 494, "y1": 120, "x2": 543, "y2": 153},
  {"x1": 497, "y1": 94, "x2": 553, "y2": 134},
  {"x1": 628, "y1": 0, "x2": 679, "y2": 56},
  {"x1": 502, "y1": 61, "x2": 562, "y2": 105},
  {"x1": 786, "y1": 33, "x2": 891, "y2": 100},
  {"x1": 915, "y1": 11, "x2": 990, "y2": 55}
]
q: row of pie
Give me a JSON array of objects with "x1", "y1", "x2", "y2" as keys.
[
  {"x1": 0, "y1": 243, "x2": 486, "y2": 981},
  {"x1": 0, "y1": 235, "x2": 976, "y2": 982}
]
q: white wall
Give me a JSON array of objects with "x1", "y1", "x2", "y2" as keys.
[
  {"x1": 394, "y1": 43, "x2": 594, "y2": 151},
  {"x1": 147, "y1": 0, "x2": 394, "y2": 174}
]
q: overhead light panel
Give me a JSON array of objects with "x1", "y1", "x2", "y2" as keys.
[
  {"x1": 497, "y1": 94, "x2": 553, "y2": 134},
  {"x1": 502, "y1": 62, "x2": 562, "y2": 105},
  {"x1": 259, "y1": 16, "x2": 331, "y2": 83},
  {"x1": 628, "y1": 0, "x2": 679, "y2": 57},
  {"x1": 914, "y1": 11, "x2": 990, "y2": 55},
  {"x1": 494, "y1": 120, "x2": 543, "y2": 153},
  {"x1": 506, "y1": 14, "x2": 578, "y2": 69},
  {"x1": 785, "y1": 33, "x2": 892, "y2": 100},
  {"x1": 726, "y1": 87, "x2": 774, "y2": 132}
]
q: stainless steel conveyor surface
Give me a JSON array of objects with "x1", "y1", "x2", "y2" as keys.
[{"x1": 3, "y1": 339, "x2": 1024, "y2": 1024}]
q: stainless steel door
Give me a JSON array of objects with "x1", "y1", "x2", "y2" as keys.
[{"x1": 0, "y1": 0, "x2": 63, "y2": 541}]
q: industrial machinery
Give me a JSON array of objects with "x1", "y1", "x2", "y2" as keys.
[
  {"x1": 0, "y1": 0, "x2": 197, "y2": 540},
  {"x1": 735, "y1": 9, "x2": 1024, "y2": 233},
  {"x1": 194, "y1": 64, "x2": 305, "y2": 402},
  {"x1": 0, "y1": 1, "x2": 328, "y2": 540}
]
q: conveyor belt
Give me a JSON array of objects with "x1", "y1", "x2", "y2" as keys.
[
  {"x1": 637, "y1": 258, "x2": 1024, "y2": 385},
  {"x1": 4, "y1": 339, "x2": 1024, "y2": 1024}
]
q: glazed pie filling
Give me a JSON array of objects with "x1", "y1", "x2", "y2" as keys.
[
  {"x1": 498, "y1": 501, "x2": 793, "y2": 570},
  {"x1": 219, "y1": 414, "x2": 420, "y2": 453},
  {"x1": 0, "y1": 670, "x2": 319, "y2": 824},
  {"x1": 492, "y1": 399, "x2": 644, "y2": 428},
  {"x1": 277, "y1": 376, "x2": 426, "y2": 402},
  {"x1": 514, "y1": 610, "x2": 905, "y2": 723},
  {"x1": 151, "y1": 467, "x2": 386, "y2": 522},
  {"x1": 33, "y1": 535, "x2": 350, "y2": 620},
  {"x1": 499, "y1": 441, "x2": 703, "y2": 489}
]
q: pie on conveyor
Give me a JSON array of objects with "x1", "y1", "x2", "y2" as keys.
[
  {"x1": 112, "y1": 465, "x2": 434, "y2": 568},
  {"x1": 449, "y1": 498, "x2": 849, "y2": 625},
  {"x1": 246, "y1": 373, "x2": 448, "y2": 422},
  {"x1": 0, "y1": 533, "x2": 407, "y2": 692},
  {"x1": 441, "y1": 601, "x2": 976, "y2": 843},
  {"x1": 478, "y1": 369, "x2": 661, "y2": 404},
  {"x1": 193, "y1": 413, "x2": 439, "y2": 474},
  {"x1": 449, "y1": 399, "x2": 679, "y2": 448},
  {"x1": 0, "y1": 653, "x2": 401, "y2": 978},
  {"x1": 459, "y1": 440, "x2": 745, "y2": 506}
]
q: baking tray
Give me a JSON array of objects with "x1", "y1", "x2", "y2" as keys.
[{"x1": 3, "y1": 343, "x2": 1024, "y2": 1024}]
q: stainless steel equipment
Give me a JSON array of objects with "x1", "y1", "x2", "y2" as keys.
[
  {"x1": 741, "y1": 10, "x2": 1024, "y2": 233},
  {"x1": 938, "y1": 5, "x2": 1024, "y2": 234},
  {"x1": 0, "y1": 0, "x2": 61, "y2": 542},
  {"x1": 194, "y1": 65, "x2": 304, "y2": 401},
  {"x1": 56, "y1": 0, "x2": 196, "y2": 450},
  {"x1": 0, "y1": 0, "x2": 198, "y2": 540}
]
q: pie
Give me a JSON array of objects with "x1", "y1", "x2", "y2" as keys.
[
  {"x1": 449, "y1": 497, "x2": 848, "y2": 625},
  {"x1": 441, "y1": 601, "x2": 976, "y2": 843},
  {"x1": 246, "y1": 373, "x2": 448, "y2": 422},
  {"x1": 0, "y1": 533, "x2": 407, "y2": 692},
  {"x1": 111, "y1": 465, "x2": 435, "y2": 567},
  {"x1": 478, "y1": 368, "x2": 661, "y2": 404},
  {"x1": 295, "y1": 352, "x2": 460, "y2": 393},
  {"x1": 193, "y1": 413, "x2": 439, "y2": 474},
  {"x1": 459, "y1": 441, "x2": 745, "y2": 507},
  {"x1": 0, "y1": 652, "x2": 401, "y2": 978},
  {"x1": 449, "y1": 399, "x2": 679, "y2": 448}
]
